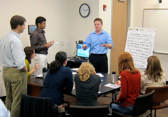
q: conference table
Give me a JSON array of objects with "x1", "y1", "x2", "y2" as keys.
[{"x1": 28, "y1": 72, "x2": 120, "y2": 102}]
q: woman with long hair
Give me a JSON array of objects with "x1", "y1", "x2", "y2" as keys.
[
  {"x1": 24, "y1": 46, "x2": 39, "y2": 80},
  {"x1": 111, "y1": 52, "x2": 141, "y2": 114},
  {"x1": 141, "y1": 55, "x2": 166, "y2": 94},
  {"x1": 74, "y1": 62, "x2": 101, "y2": 106},
  {"x1": 40, "y1": 51, "x2": 73, "y2": 112}
]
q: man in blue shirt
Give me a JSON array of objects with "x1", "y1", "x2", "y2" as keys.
[
  {"x1": 0, "y1": 15, "x2": 27, "y2": 117},
  {"x1": 82, "y1": 18, "x2": 113, "y2": 73}
]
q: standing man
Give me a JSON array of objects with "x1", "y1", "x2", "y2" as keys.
[
  {"x1": 30, "y1": 16, "x2": 54, "y2": 76},
  {"x1": 82, "y1": 18, "x2": 113, "y2": 73},
  {"x1": 0, "y1": 15, "x2": 27, "y2": 117}
]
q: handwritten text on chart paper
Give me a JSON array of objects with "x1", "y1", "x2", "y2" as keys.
[{"x1": 125, "y1": 27, "x2": 156, "y2": 68}]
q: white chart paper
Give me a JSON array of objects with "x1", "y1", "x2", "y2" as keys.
[{"x1": 125, "y1": 27, "x2": 156, "y2": 68}]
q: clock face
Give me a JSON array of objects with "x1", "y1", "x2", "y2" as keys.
[{"x1": 79, "y1": 3, "x2": 90, "y2": 18}]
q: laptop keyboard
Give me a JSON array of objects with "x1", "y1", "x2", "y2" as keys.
[{"x1": 69, "y1": 58, "x2": 88, "y2": 62}]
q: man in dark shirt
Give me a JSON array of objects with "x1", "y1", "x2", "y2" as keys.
[{"x1": 30, "y1": 16, "x2": 54, "y2": 76}]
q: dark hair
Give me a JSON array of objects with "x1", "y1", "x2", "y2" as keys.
[
  {"x1": 35, "y1": 16, "x2": 46, "y2": 26},
  {"x1": 10, "y1": 15, "x2": 26, "y2": 29},
  {"x1": 24, "y1": 46, "x2": 35, "y2": 64},
  {"x1": 49, "y1": 51, "x2": 67, "y2": 74},
  {"x1": 94, "y1": 18, "x2": 103, "y2": 24}
]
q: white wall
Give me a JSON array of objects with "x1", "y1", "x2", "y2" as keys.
[
  {"x1": 130, "y1": 0, "x2": 168, "y2": 80},
  {"x1": 0, "y1": 0, "x2": 113, "y2": 73},
  {"x1": 99, "y1": 0, "x2": 112, "y2": 73},
  {"x1": 0, "y1": 0, "x2": 70, "y2": 63}
]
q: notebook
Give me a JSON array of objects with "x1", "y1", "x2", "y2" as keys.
[{"x1": 104, "y1": 83, "x2": 121, "y2": 89}]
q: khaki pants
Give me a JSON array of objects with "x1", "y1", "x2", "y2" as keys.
[{"x1": 3, "y1": 67, "x2": 27, "y2": 117}]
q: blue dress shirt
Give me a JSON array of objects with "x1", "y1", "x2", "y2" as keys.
[
  {"x1": 84, "y1": 30, "x2": 113, "y2": 54},
  {"x1": 0, "y1": 31, "x2": 25, "y2": 69}
]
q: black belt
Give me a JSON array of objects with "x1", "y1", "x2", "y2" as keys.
[
  {"x1": 36, "y1": 53, "x2": 48, "y2": 55},
  {"x1": 4, "y1": 67, "x2": 17, "y2": 68},
  {"x1": 90, "y1": 53, "x2": 106, "y2": 56}
]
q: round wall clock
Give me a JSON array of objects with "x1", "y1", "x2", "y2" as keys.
[{"x1": 79, "y1": 3, "x2": 90, "y2": 18}]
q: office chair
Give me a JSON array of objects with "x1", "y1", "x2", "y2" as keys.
[
  {"x1": 20, "y1": 94, "x2": 58, "y2": 117},
  {"x1": 145, "y1": 85, "x2": 168, "y2": 117},
  {"x1": 27, "y1": 83, "x2": 41, "y2": 97},
  {"x1": 65, "y1": 105, "x2": 111, "y2": 117},
  {"x1": 111, "y1": 90, "x2": 155, "y2": 117}
]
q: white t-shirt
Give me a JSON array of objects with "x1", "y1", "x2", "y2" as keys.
[{"x1": 0, "y1": 99, "x2": 10, "y2": 117}]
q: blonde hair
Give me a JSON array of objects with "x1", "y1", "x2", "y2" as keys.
[
  {"x1": 78, "y1": 62, "x2": 95, "y2": 81},
  {"x1": 145, "y1": 55, "x2": 163, "y2": 82},
  {"x1": 118, "y1": 52, "x2": 137, "y2": 74}
]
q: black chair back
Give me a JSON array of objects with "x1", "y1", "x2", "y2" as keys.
[
  {"x1": 20, "y1": 94, "x2": 58, "y2": 117},
  {"x1": 133, "y1": 90, "x2": 155, "y2": 116},
  {"x1": 67, "y1": 105, "x2": 110, "y2": 117}
]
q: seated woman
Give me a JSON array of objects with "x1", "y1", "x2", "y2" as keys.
[
  {"x1": 24, "y1": 47, "x2": 39, "y2": 80},
  {"x1": 141, "y1": 55, "x2": 166, "y2": 94},
  {"x1": 40, "y1": 51, "x2": 73, "y2": 108},
  {"x1": 110, "y1": 52, "x2": 141, "y2": 114},
  {"x1": 74, "y1": 62, "x2": 101, "y2": 106}
]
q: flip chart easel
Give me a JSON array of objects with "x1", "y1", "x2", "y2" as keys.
[{"x1": 125, "y1": 27, "x2": 156, "y2": 68}]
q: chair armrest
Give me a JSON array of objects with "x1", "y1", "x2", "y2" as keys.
[{"x1": 52, "y1": 105, "x2": 58, "y2": 114}]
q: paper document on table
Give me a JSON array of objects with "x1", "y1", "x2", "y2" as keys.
[
  {"x1": 104, "y1": 83, "x2": 121, "y2": 89},
  {"x1": 36, "y1": 74, "x2": 43, "y2": 77},
  {"x1": 72, "y1": 72, "x2": 77, "y2": 75},
  {"x1": 71, "y1": 68, "x2": 78, "y2": 71},
  {"x1": 96, "y1": 73, "x2": 104, "y2": 77},
  {"x1": 53, "y1": 41, "x2": 60, "y2": 44}
]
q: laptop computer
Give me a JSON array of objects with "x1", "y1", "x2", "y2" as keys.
[{"x1": 76, "y1": 43, "x2": 90, "y2": 60}]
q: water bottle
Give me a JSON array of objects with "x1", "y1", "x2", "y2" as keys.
[
  {"x1": 112, "y1": 71, "x2": 117, "y2": 83},
  {"x1": 42, "y1": 67, "x2": 48, "y2": 79}
]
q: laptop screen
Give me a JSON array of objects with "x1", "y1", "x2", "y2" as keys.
[{"x1": 76, "y1": 43, "x2": 90, "y2": 58}]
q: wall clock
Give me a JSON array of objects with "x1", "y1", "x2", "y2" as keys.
[{"x1": 79, "y1": 3, "x2": 90, "y2": 18}]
